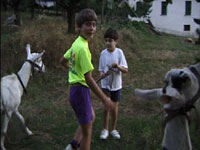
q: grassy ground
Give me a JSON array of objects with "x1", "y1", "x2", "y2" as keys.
[{"x1": 1, "y1": 11, "x2": 200, "y2": 150}]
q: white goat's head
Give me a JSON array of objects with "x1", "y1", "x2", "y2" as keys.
[{"x1": 26, "y1": 44, "x2": 45, "y2": 73}]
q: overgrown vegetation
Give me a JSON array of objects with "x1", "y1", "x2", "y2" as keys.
[{"x1": 1, "y1": 11, "x2": 200, "y2": 150}]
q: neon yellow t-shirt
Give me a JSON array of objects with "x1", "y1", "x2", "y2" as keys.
[{"x1": 64, "y1": 36, "x2": 94, "y2": 87}]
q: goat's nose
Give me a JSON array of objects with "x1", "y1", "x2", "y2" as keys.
[
  {"x1": 163, "y1": 80, "x2": 168, "y2": 94},
  {"x1": 162, "y1": 87, "x2": 166, "y2": 94}
]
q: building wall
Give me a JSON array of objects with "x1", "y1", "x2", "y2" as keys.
[
  {"x1": 128, "y1": 0, "x2": 200, "y2": 38},
  {"x1": 149, "y1": 0, "x2": 200, "y2": 37}
]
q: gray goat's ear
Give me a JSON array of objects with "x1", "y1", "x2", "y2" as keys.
[{"x1": 26, "y1": 44, "x2": 31, "y2": 57}]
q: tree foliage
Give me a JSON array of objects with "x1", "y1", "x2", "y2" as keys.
[
  {"x1": 6, "y1": 0, "x2": 23, "y2": 25},
  {"x1": 2, "y1": 0, "x2": 199, "y2": 37}
]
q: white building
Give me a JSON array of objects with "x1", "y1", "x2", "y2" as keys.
[
  {"x1": 128, "y1": 0, "x2": 200, "y2": 38},
  {"x1": 35, "y1": 0, "x2": 56, "y2": 8}
]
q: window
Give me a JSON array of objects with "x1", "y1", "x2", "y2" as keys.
[
  {"x1": 184, "y1": 25, "x2": 190, "y2": 31},
  {"x1": 136, "y1": 1, "x2": 143, "y2": 10},
  {"x1": 161, "y1": 1, "x2": 167, "y2": 15},
  {"x1": 185, "y1": 1, "x2": 191, "y2": 15}
]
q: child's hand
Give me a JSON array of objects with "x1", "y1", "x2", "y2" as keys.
[
  {"x1": 100, "y1": 72, "x2": 107, "y2": 78},
  {"x1": 104, "y1": 97, "x2": 115, "y2": 111},
  {"x1": 111, "y1": 63, "x2": 128, "y2": 73},
  {"x1": 112, "y1": 63, "x2": 118, "y2": 68}
]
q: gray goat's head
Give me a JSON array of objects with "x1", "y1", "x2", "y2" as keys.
[
  {"x1": 134, "y1": 64, "x2": 200, "y2": 110},
  {"x1": 162, "y1": 64, "x2": 200, "y2": 109}
]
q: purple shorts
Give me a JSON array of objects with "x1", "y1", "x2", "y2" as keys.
[{"x1": 69, "y1": 85, "x2": 93, "y2": 125}]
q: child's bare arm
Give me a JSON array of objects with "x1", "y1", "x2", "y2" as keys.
[
  {"x1": 112, "y1": 63, "x2": 128, "y2": 73},
  {"x1": 85, "y1": 71, "x2": 114, "y2": 110},
  {"x1": 60, "y1": 56, "x2": 69, "y2": 69}
]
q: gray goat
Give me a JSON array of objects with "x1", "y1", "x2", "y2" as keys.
[{"x1": 134, "y1": 64, "x2": 200, "y2": 150}]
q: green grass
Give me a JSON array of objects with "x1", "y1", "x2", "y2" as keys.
[{"x1": 1, "y1": 11, "x2": 200, "y2": 150}]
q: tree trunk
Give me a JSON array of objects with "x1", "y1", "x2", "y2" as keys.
[
  {"x1": 56, "y1": 0, "x2": 81, "y2": 33},
  {"x1": 30, "y1": 0, "x2": 35, "y2": 19},
  {"x1": 2, "y1": 0, "x2": 8, "y2": 11},
  {"x1": 13, "y1": 0, "x2": 22, "y2": 25},
  {"x1": 101, "y1": 0, "x2": 105, "y2": 25},
  {"x1": 67, "y1": 7, "x2": 76, "y2": 33},
  {"x1": 67, "y1": 0, "x2": 80, "y2": 33}
]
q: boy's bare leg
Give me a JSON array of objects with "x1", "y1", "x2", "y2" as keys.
[
  {"x1": 80, "y1": 121, "x2": 93, "y2": 150},
  {"x1": 72, "y1": 108, "x2": 95, "y2": 149},
  {"x1": 73, "y1": 127, "x2": 82, "y2": 144},
  {"x1": 103, "y1": 109, "x2": 110, "y2": 130},
  {"x1": 80, "y1": 108, "x2": 95, "y2": 150},
  {"x1": 111, "y1": 102, "x2": 119, "y2": 130}
]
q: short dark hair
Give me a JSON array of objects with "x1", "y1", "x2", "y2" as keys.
[
  {"x1": 76, "y1": 8, "x2": 97, "y2": 28},
  {"x1": 104, "y1": 28, "x2": 119, "y2": 40}
]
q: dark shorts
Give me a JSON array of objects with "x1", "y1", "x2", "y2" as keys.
[
  {"x1": 69, "y1": 85, "x2": 93, "y2": 125},
  {"x1": 102, "y1": 88, "x2": 121, "y2": 102}
]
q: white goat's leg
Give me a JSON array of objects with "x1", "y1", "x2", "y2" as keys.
[
  {"x1": 1, "y1": 112, "x2": 12, "y2": 150},
  {"x1": 14, "y1": 111, "x2": 33, "y2": 136}
]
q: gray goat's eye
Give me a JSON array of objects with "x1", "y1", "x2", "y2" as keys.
[{"x1": 179, "y1": 71, "x2": 184, "y2": 75}]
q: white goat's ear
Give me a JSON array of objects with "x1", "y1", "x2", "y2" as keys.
[
  {"x1": 39, "y1": 50, "x2": 45, "y2": 57},
  {"x1": 35, "y1": 50, "x2": 45, "y2": 60},
  {"x1": 26, "y1": 44, "x2": 31, "y2": 57},
  {"x1": 41, "y1": 50, "x2": 45, "y2": 56}
]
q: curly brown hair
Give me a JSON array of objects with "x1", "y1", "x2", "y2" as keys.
[{"x1": 104, "y1": 28, "x2": 119, "y2": 41}]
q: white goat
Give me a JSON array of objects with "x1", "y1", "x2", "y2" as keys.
[
  {"x1": 134, "y1": 64, "x2": 200, "y2": 150},
  {"x1": 1, "y1": 44, "x2": 45, "y2": 150}
]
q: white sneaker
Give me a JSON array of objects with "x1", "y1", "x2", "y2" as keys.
[
  {"x1": 100, "y1": 129, "x2": 109, "y2": 140},
  {"x1": 110, "y1": 130, "x2": 120, "y2": 139},
  {"x1": 65, "y1": 144, "x2": 73, "y2": 150}
]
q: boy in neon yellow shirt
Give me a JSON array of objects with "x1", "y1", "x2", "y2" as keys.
[
  {"x1": 64, "y1": 36, "x2": 94, "y2": 87},
  {"x1": 60, "y1": 8, "x2": 114, "y2": 150}
]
